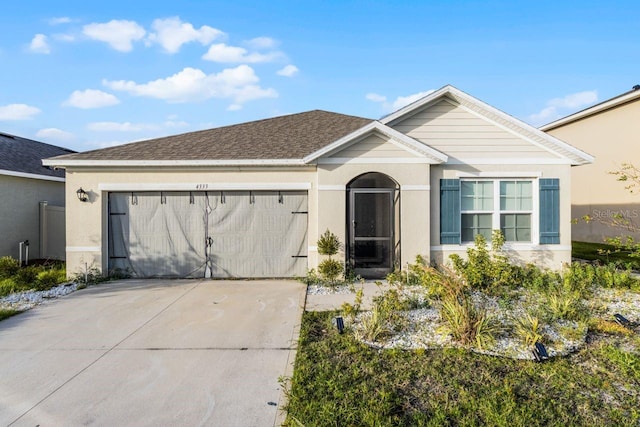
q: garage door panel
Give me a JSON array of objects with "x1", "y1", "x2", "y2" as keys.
[
  {"x1": 109, "y1": 191, "x2": 307, "y2": 278},
  {"x1": 109, "y1": 192, "x2": 207, "y2": 278}
]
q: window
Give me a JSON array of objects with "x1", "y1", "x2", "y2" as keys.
[{"x1": 460, "y1": 179, "x2": 533, "y2": 243}]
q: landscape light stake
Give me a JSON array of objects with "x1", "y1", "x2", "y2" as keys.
[{"x1": 335, "y1": 316, "x2": 345, "y2": 334}]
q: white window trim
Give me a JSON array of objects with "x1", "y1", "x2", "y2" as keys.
[{"x1": 460, "y1": 178, "x2": 539, "y2": 245}]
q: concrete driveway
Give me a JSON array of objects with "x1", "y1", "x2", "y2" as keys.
[{"x1": 0, "y1": 279, "x2": 306, "y2": 426}]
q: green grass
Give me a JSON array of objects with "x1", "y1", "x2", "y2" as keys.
[
  {"x1": 284, "y1": 311, "x2": 640, "y2": 426},
  {"x1": 572, "y1": 241, "x2": 640, "y2": 268}
]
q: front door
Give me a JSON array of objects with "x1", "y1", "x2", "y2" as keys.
[{"x1": 349, "y1": 189, "x2": 394, "y2": 278}]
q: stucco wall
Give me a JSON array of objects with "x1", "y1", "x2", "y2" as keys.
[
  {"x1": 429, "y1": 163, "x2": 573, "y2": 270},
  {"x1": 0, "y1": 175, "x2": 65, "y2": 259},
  {"x1": 545, "y1": 99, "x2": 640, "y2": 242},
  {"x1": 316, "y1": 162, "x2": 431, "y2": 269}
]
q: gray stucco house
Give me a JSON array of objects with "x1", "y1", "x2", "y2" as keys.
[{"x1": 0, "y1": 132, "x2": 74, "y2": 260}]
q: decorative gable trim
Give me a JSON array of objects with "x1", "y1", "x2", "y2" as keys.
[
  {"x1": 303, "y1": 121, "x2": 447, "y2": 164},
  {"x1": 381, "y1": 85, "x2": 594, "y2": 166}
]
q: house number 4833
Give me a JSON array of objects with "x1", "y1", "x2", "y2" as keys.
[{"x1": 196, "y1": 184, "x2": 208, "y2": 190}]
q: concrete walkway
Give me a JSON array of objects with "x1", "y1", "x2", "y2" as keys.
[
  {"x1": 304, "y1": 281, "x2": 393, "y2": 311},
  {"x1": 0, "y1": 279, "x2": 306, "y2": 427}
]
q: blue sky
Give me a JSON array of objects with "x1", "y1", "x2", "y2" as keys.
[{"x1": 1, "y1": 0, "x2": 638, "y2": 152}]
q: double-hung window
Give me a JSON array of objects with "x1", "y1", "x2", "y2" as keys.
[{"x1": 460, "y1": 179, "x2": 533, "y2": 243}]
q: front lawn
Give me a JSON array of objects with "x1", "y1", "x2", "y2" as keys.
[
  {"x1": 284, "y1": 311, "x2": 640, "y2": 426},
  {"x1": 572, "y1": 240, "x2": 640, "y2": 268}
]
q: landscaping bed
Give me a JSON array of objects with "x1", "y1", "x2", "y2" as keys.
[
  {"x1": 284, "y1": 311, "x2": 640, "y2": 426},
  {"x1": 287, "y1": 233, "x2": 640, "y2": 425}
]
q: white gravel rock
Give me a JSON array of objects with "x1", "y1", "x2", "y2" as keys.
[
  {"x1": 0, "y1": 282, "x2": 78, "y2": 312},
  {"x1": 306, "y1": 284, "x2": 354, "y2": 295}
]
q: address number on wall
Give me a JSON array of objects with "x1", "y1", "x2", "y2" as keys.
[{"x1": 196, "y1": 184, "x2": 209, "y2": 190}]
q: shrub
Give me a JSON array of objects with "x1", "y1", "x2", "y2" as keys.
[
  {"x1": 354, "y1": 304, "x2": 392, "y2": 343},
  {"x1": 0, "y1": 278, "x2": 19, "y2": 297},
  {"x1": 34, "y1": 268, "x2": 67, "y2": 291},
  {"x1": 318, "y1": 259, "x2": 344, "y2": 285},
  {"x1": 546, "y1": 290, "x2": 584, "y2": 321},
  {"x1": 440, "y1": 293, "x2": 497, "y2": 349},
  {"x1": 13, "y1": 266, "x2": 42, "y2": 287},
  {"x1": 317, "y1": 229, "x2": 341, "y2": 256},
  {"x1": 513, "y1": 313, "x2": 543, "y2": 347},
  {"x1": 0, "y1": 256, "x2": 19, "y2": 279},
  {"x1": 450, "y1": 231, "x2": 520, "y2": 293}
]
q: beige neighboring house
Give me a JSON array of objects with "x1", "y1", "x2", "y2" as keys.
[
  {"x1": 44, "y1": 85, "x2": 592, "y2": 279},
  {"x1": 0, "y1": 132, "x2": 74, "y2": 261},
  {"x1": 541, "y1": 86, "x2": 640, "y2": 243}
]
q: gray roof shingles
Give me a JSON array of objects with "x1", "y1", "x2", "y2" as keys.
[
  {"x1": 0, "y1": 132, "x2": 75, "y2": 178},
  {"x1": 50, "y1": 110, "x2": 373, "y2": 162}
]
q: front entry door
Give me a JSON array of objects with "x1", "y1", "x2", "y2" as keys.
[{"x1": 349, "y1": 189, "x2": 394, "y2": 278}]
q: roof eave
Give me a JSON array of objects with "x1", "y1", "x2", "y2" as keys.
[
  {"x1": 42, "y1": 159, "x2": 309, "y2": 168},
  {"x1": 540, "y1": 88, "x2": 640, "y2": 131}
]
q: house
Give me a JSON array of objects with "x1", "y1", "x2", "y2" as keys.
[
  {"x1": 541, "y1": 86, "x2": 640, "y2": 243},
  {"x1": 0, "y1": 132, "x2": 74, "y2": 260},
  {"x1": 44, "y1": 85, "x2": 592, "y2": 279}
]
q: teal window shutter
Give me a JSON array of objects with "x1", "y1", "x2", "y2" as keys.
[
  {"x1": 539, "y1": 178, "x2": 560, "y2": 244},
  {"x1": 440, "y1": 179, "x2": 460, "y2": 244}
]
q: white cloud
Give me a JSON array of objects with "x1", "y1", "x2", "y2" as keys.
[
  {"x1": 29, "y1": 34, "x2": 50, "y2": 54},
  {"x1": 246, "y1": 36, "x2": 277, "y2": 49},
  {"x1": 91, "y1": 140, "x2": 131, "y2": 149},
  {"x1": 63, "y1": 89, "x2": 120, "y2": 109},
  {"x1": 390, "y1": 90, "x2": 435, "y2": 111},
  {"x1": 277, "y1": 65, "x2": 299, "y2": 77},
  {"x1": 0, "y1": 104, "x2": 41, "y2": 120},
  {"x1": 53, "y1": 33, "x2": 75, "y2": 42},
  {"x1": 365, "y1": 93, "x2": 387, "y2": 103},
  {"x1": 202, "y1": 43, "x2": 282, "y2": 63},
  {"x1": 49, "y1": 17, "x2": 72, "y2": 25},
  {"x1": 87, "y1": 122, "x2": 146, "y2": 132},
  {"x1": 365, "y1": 90, "x2": 435, "y2": 112},
  {"x1": 87, "y1": 120, "x2": 189, "y2": 132},
  {"x1": 147, "y1": 17, "x2": 224, "y2": 54},
  {"x1": 529, "y1": 90, "x2": 598, "y2": 126},
  {"x1": 104, "y1": 65, "x2": 278, "y2": 105},
  {"x1": 36, "y1": 128, "x2": 75, "y2": 141},
  {"x1": 82, "y1": 20, "x2": 146, "y2": 52}
]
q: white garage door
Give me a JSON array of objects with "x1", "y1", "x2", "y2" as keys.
[{"x1": 108, "y1": 191, "x2": 308, "y2": 278}]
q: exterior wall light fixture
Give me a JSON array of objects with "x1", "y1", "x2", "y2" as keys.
[{"x1": 76, "y1": 188, "x2": 89, "y2": 202}]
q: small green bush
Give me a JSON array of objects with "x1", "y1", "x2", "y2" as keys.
[
  {"x1": 513, "y1": 313, "x2": 543, "y2": 347},
  {"x1": 317, "y1": 229, "x2": 341, "y2": 256},
  {"x1": 318, "y1": 259, "x2": 344, "y2": 284},
  {"x1": 440, "y1": 292, "x2": 497, "y2": 349},
  {"x1": 0, "y1": 256, "x2": 20, "y2": 279},
  {"x1": 34, "y1": 268, "x2": 67, "y2": 291},
  {"x1": 0, "y1": 278, "x2": 19, "y2": 297},
  {"x1": 13, "y1": 266, "x2": 42, "y2": 286}
]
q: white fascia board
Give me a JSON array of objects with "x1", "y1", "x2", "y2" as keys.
[
  {"x1": 303, "y1": 121, "x2": 447, "y2": 164},
  {"x1": 317, "y1": 157, "x2": 432, "y2": 165},
  {"x1": 380, "y1": 85, "x2": 593, "y2": 166},
  {"x1": 446, "y1": 158, "x2": 572, "y2": 165},
  {"x1": 0, "y1": 169, "x2": 65, "y2": 182},
  {"x1": 42, "y1": 159, "x2": 307, "y2": 167},
  {"x1": 98, "y1": 182, "x2": 312, "y2": 191},
  {"x1": 540, "y1": 89, "x2": 640, "y2": 131},
  {"x1": 456, "y1": 171, "x2": 543, "y2": 178}
]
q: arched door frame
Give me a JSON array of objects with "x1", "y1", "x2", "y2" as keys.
[{"x1": 346, "y1": 172, "x2": 399, "y2": 279}]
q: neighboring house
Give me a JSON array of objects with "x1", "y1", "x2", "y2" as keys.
[
  {"x1": 541, "y1": 86, "x2": 640, "y2": 243},
  {"x1": 0, "y1": 132, "x2": 75, "y2": 260},
  {"x1": 44, "y1": 85, "x2": 592, "y2": 279}
]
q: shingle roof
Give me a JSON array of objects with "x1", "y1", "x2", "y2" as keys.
[
  {"x1": 50, "y1": 110, "x2": 373, "y2": 162},
  {"x1": 0, "y1": 132, "x2": 75, "y2": 178}
]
